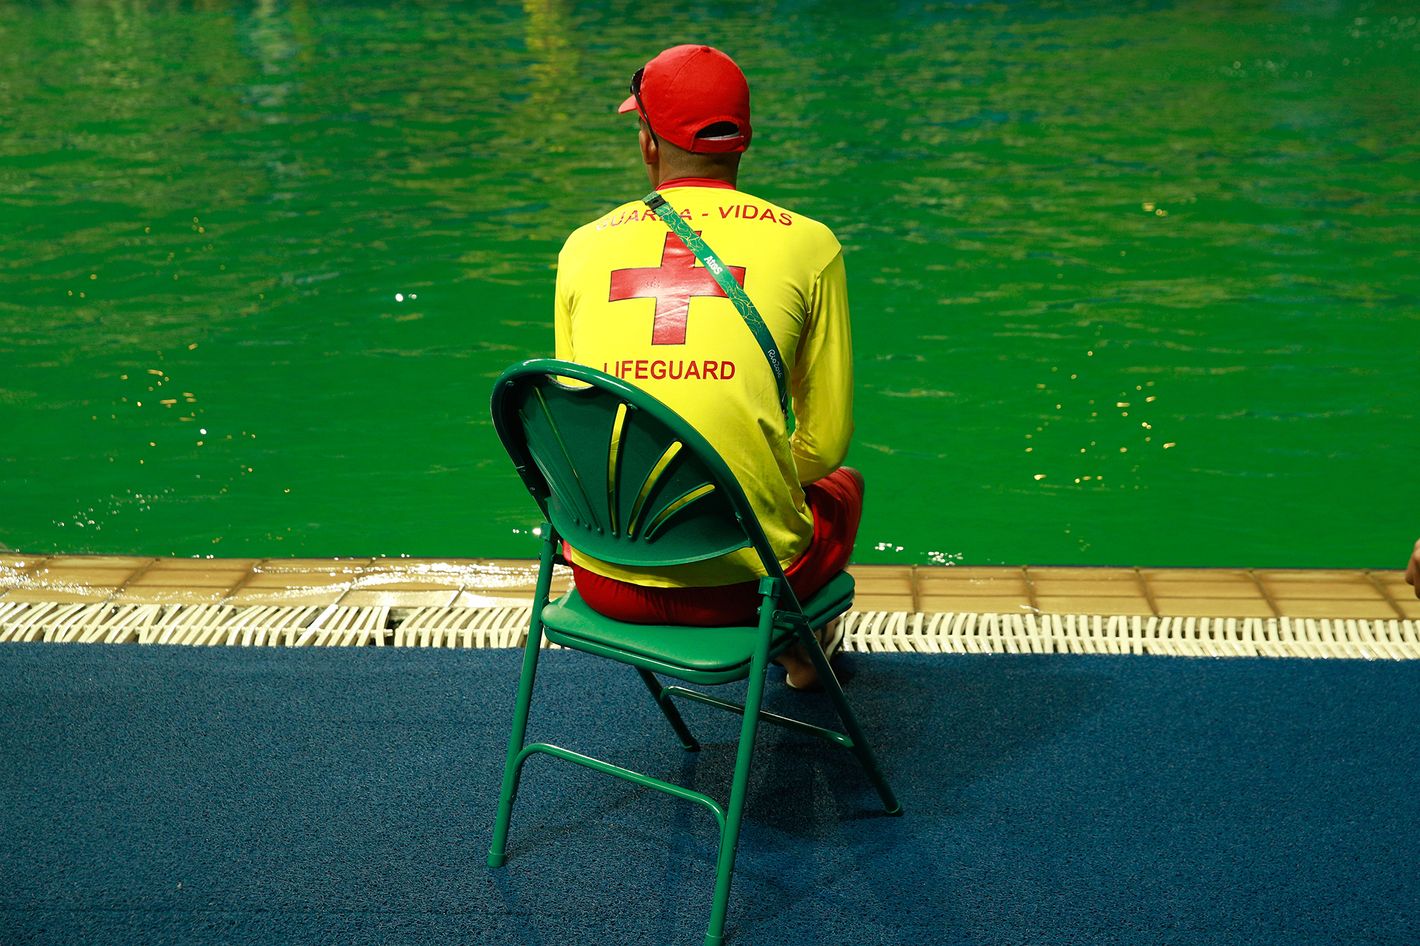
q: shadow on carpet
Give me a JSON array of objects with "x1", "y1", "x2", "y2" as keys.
[{"x1": 0, "y1": 645, "x2": 1416, "y2": 945}]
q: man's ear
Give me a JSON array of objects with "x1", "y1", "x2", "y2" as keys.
[{"x1": 639, "y1": 124, "x2": 658, "y2": 166}]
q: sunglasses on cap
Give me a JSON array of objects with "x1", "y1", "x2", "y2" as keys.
[{"x1": 630, "y1": 67, "x2": 659, "y2": 146}]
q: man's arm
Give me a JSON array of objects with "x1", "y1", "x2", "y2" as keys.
[
  {"x1": 553, "y1": 247, "x2": 573, "y2": 359},
  {"x1": 789, "y1": 249, "x2": 853, "y2": 485},
  {"x1": 1407, "y1": 538, "x2": 1420, "y2": 599}
]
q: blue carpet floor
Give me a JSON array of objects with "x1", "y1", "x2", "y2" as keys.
[{"x1": 1, "y1": 644, "x2": 1416, "y2": 946}]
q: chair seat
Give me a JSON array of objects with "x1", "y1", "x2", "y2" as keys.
[{"x1": 541, "y1": 571, "x2": 855, "y2": 681}]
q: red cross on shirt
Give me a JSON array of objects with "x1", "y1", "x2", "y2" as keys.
[{"x1": 608, "y1": 231, "x2": 747, "y2": 345}]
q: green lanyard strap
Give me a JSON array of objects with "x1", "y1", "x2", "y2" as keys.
[{"x1": 643, "y1": 191, "x2": 789, "y2": 418}]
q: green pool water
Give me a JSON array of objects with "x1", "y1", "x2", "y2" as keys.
[{"x1": 2, "y1": 2, "x2": 1416, "y2": 568}]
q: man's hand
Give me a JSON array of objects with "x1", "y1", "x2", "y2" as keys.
[{"x1": 1407, "y1": 538, "x2": 1420, "y2": 599}]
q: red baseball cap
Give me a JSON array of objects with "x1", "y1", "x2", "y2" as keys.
[{"x1": 618, "y1": 45, "x2": 752, "y2": 154}]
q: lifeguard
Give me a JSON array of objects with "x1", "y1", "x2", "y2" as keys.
[{"x1": 553, "y1": 45, "x2": 862, "y2": 687}]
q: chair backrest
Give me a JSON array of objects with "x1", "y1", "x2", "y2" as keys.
[{"x1": 491, "y1": 359, "x2": 785, "y2": 576}]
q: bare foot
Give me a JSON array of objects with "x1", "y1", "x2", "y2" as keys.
[
  {"x1": 1407, "y1": 538, "x2": 1420, "y2": 598},
  {"x1": 774, "y1": 642, "x2": 820, "y2": 690}
]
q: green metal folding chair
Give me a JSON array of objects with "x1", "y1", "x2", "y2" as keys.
[{"x1": 486, "y1": 358, "x2": 901, "y2": 946}]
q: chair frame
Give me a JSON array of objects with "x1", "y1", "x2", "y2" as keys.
[{"x1": 486, "y1": 359, "x2": 901, "y2": 946}]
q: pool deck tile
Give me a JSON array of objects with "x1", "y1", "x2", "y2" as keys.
[
  {"x1": 146, "y1": 557, "x2": 261, "y2": 571},
  {"x1": 242, "y1": 571, "x2": 360, "y2": 589},
  {"x1": 848, "y1": 577, "x2": 915, "y2": 603},
  {"x1": 849, "y1": 566, "x2": 914, "y2": 584},
  {"x1": 454, "y1": 590, "x2": 533, "y2": 608},
  {"x1": 1027, "y1": 567, "x2": 1138, "y2": 581},
  {"x1": 127, "y1": 570, "x2": 250, "y2": 588},
  {"x1": 1147, "y1": 581, "x2": 1266, "y2": 599},
  {"x1": 1272, "y1": 599, "x2": 1400, "y2": 620},
  {"x1": 112, "y1": 587, "x2": 233, "y2": 605},
  {"x1": 917, "y1": 594, "x2": 1036, "y2": 614},
  {"x1": 0, "y1": 555, "x2": 1411, "y2": 623},
  {"x1": 848, "y1": 565, "x2": 913, "y2": 576},
  {"x1": 917, "y1": 567, "x2": 1027, "y2": 580},
  {"x1": 354, "y1": 578, "x2": 470, "y2": 591},
  {"x1": 1266, "y1": 583, "x2": 1389, "y2": 601},
  {"x1": 1389, "y1": 598, "x2": 1420, "y2": 619},
  {"x1": 853, "y1": 593, "x2": 920, "y2": 612},
  {"x1": 339, "y1": 590, "x2": 459, "y2": 608},
  {"x1": 1258, "y1": 569, "x2": 1374, "y2": 582},
  {"x1": 1035, "y1": 596, "x2": 1156, "y2": 617},
  {"x1": 254, "y1": 558, "x2": 375, "y2": 572},
  {"x1": 1030, "y1": 579, "x2": 1147, "y2": 598},
  {"x1": 1140, "y1": 567, "x2": 1255, "y2": 580},
  {"x1": 42, "y1": 555, "x2": 157, "y2": 569},
  {"x1": 917, "y1": 574, "x2": 1030, "y2": 593},
  {"x1": 1154, "y1": 597, "x2": 1277, "y2": 619},
  {"x1": 223, "y1": 590, "x2": 352, "y2": 607},
  {"x1": 0, "y1": 588, "x2": 120, "y2": 604},
  {"x1": 24, "y1": 565, "x2": 143, "y2": 581}
]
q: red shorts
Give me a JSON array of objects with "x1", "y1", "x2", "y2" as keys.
[{"x1": 570, "y1": 467, "x2": 865, "y2": 627}]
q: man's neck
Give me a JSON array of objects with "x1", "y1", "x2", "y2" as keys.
[
  {"x1": 657, "y1": 175, "x2": 738, "y2": 190},
  {"x1": 654, "y1": 164, "x2": 737, "y2": 190}
]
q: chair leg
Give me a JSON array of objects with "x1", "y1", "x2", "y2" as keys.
[
  {"x1": 702, "y1": 594, "x2": 776, "y2": 946},
  {"x1": 487, "y1": 530, "x2": 559, "y2": 868},
  {"x1": 636, "y1": 668, "x2": 700, "y2": 751},
  {"x1": 799, "y1": 623, "x2": 903, "y2": 816}
]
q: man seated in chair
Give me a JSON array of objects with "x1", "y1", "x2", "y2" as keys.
[{"x1": 553, "y1": 45, "x2": 861, "y2": 689}]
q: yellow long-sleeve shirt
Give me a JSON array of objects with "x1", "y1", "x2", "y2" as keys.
[{"x1": 554, "y1": 178, "x2": 853, "y2": 587}]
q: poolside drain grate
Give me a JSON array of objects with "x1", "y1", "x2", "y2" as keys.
[
  {"x1": 0, "y1": 602, "x2": 388, "y2": 647},
  {"x1": 840, "y1": 611, "x2": 1420, "y2": 659},
  {"x1": 2, "y1": 601, "x2": 1418, "y2": 659}
]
